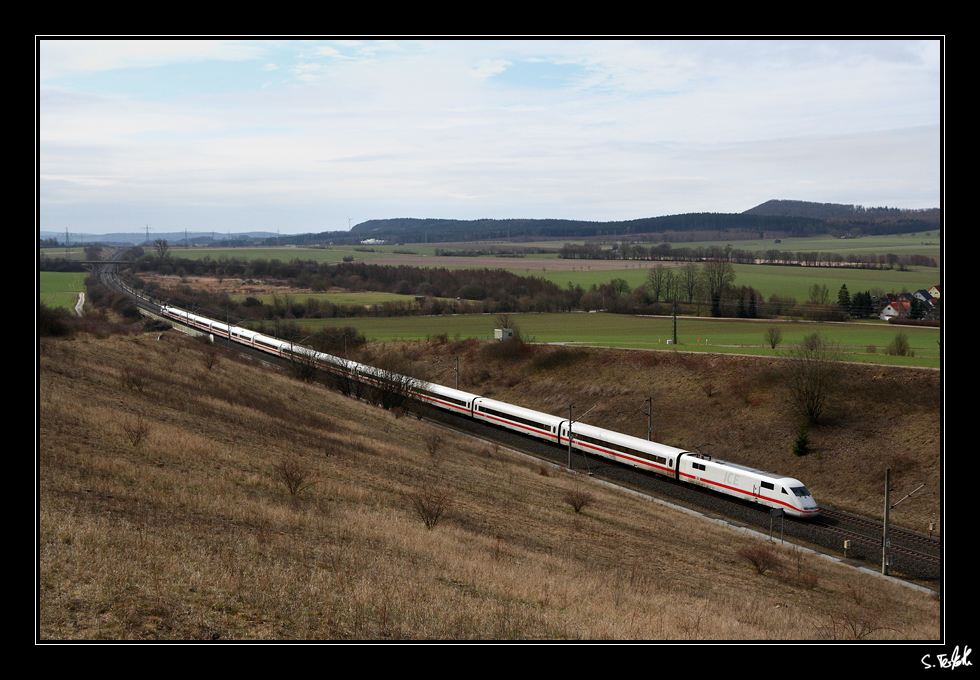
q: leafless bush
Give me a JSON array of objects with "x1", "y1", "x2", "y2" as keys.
[
  {"x1": 273, "y1": 455, "x2": 316, "y2": 497},
  {"x1": 816, "y1": 604, "x2": 895, "y2": 640},
  {"x1": 327, "y1": 359, "x2": 365, "y2": 399},
  {"x1": 564, "y1": 489, "x2": 595, "y2": 513},
  {"x1": 791, "y1": 546, "x2": 819, "y2": 590},
  {"x1": 369, "y1": 354, "x2": 424, "y2": 411},
  {"x1": 406, "y1": 487, "x2": 453, "y2": 529},
  {"x1": 425, "y1": 433, "x2": 444, "y2": 460},
  {"x1": 886, "y1": 332, "x2": 914, "y2": 357},
  {"x1": 287, "y1": 355, "x2": 319, "y2": 383},
  {"x1": 200, "y1": 345, "x2": 220, "y2": 371},
  {"x1": 121, "y1": 366, "x2": 150, "y2": 392},
  {"x1": 122, "y1": 415, "x2": 150, "y2": 448},
  {"x1": 737, "y1": 543, "x2": 781, "y2": 575}
]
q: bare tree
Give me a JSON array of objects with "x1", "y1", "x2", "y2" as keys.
[
  {"x1": 702, "y1": 259, "x2": 735, "y2": 316},
  {"x1": 701, "y1": 259, "x2": 735, "y2": 298},
  {"x1": 369, "y1": 353, "x2": 424, "y2": 411},
  {"x1": 784, "y1": 333, "x2": 841, "y2": 426},
  {"x1": 764, "y1": 327, "x2": 783, "y2": 350},
  {"x1": 153, "y1": 239, "x2": 170, "y2": 259},
  {"x1": 679, "y1": 263, "x2": 702, "y2": 304},
  {"x1": 646, "y1": 264, "x2": 673, "y2": 302}
]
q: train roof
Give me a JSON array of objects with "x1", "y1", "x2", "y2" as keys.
[
  {"x1": 473, "y1": 397, "x2": 566, "y2": 424},
  {"x1": 572, "y1": 420, "x2": 689, "y2": 457}
]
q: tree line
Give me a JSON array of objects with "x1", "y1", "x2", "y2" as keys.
[
  {"x1": 124, "y1": 250, "x2": 936, "y2": 327},
  {"x1": 559, "y1": 241, "x2": 937, "y2": 270},
  {"x1": 124, "y1": 256, "x2": 586, "y2": 322}
]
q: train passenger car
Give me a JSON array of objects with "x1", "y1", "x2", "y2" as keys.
[
  {"x1": 472, "y1": 397, "x2": 564, "y2": 445},
  {"x1": 413, "y1": 382, "x2": 481, "y2": 417},
  {"x1": 675, "y1": 454, "x2": 818, "y2": 518},
  {"x1": 565, "y1": 421, "x2": 683, "y2": 477}
]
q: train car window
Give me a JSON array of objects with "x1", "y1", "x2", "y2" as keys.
[
  {"x1": 692, "y1": 462, "x2": 706, "y2": 471},
  {"x1": 478, "y1": 406, "x2": 549, "y2": 431},
  {"x1": 418, "y1": 389, "x2": 466, "y2": 407},
  {"x1": 573, "y1": 433, "x2": 667, "y2": 465},
  {"x1": 761, "y1": 481, "x2": 774, "y2": 490}
]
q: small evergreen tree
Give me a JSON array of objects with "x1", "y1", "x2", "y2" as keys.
[
  {"x1": 793, "y1": 425, "x2": 811, "y2": 456},
  {"x1": 837, "y1": 284, "x2": 851, "y2": 316}
]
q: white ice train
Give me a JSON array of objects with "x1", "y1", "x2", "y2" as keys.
[{"x1": 160, "y1": 305, "x2": 819, "y2": 519}]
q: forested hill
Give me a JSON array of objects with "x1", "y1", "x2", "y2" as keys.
[
  {"x1": 744, "y1": 199, "x2": 941, "y2": 221},
  {"x1": 277, "y1": 200, "x2": 939, "y2": 246}
]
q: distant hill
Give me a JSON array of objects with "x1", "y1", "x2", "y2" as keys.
[
  {"x1": 744, "y1": 199, "x2": 941, "y2": 221},
  {"x1": 40, "y1": 200, "x2": 940, "y2": 248},
  {"x1": 335, "y1": 200, "x2": 939, "y2": 245},
  {"x1": 39, "y1": 231, "x2": 280, "y2": 247}
]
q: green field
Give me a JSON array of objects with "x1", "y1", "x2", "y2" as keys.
[
  {"x1": 39, "y1": 272, "x2": 87, "y2": 310},
  {"x1": 284, "y1": 312, "x2": 940, "y2": 368},
  {"x1": 531, "y1": 263, "x2": 939, "y2": 303},
  {"x1": 163, "y1": 240, "x2": 941, "y2": 304}
]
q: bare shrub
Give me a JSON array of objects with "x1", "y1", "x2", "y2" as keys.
[
  {"x1": 406, "y1": 487, "x2": 453, "y2": 529},
  {"x1": 273, "y1": 455, "x2": 316, "y2": 497},
  {"x1": 121, "y1": 366, "x2": 150, "y2": 392},
  {"x1": 886, "y1": 332, "x2": 914, "y2": 357},
  {"x1": 200, "y1": 345, "x2": 220, "y2": 371},
  {"x1": 564, "y1": 489, "x2": 595, "y2": 514},
  {"x1": 425, "y1": 433, "x2": 444, "y2": 460},
  {"x1": 328, "y1": 359, "x2": 365, "y2": 399},
  {"x1": 287, "y1": 354, "x2": 319, "y2": 383},
  {"x1": 122, "y1": 415, "x2": 150, "y2": 448},
  {"x1": 369, "y1": 353, "x2": 424, "y2": 411},
  {"x1": 816, "y1": 604, "x2": 895, "y2": 640},
  {"x1": 791, "y1": 546, "x2": 819, "y2": 590},
  {"x1": 532, "y1": 348, "x2": 586, "y2": 371},
  {"x1": 737, "y1": 543, "x2": 781, "y2": 575}
]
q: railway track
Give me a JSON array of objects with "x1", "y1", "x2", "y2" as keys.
[{"x1": 813, "y1": 507, "x2": 942, "y2": 573}]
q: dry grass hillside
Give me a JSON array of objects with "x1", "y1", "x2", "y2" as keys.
[{"x1": 36, "y1": 326, "x2": 941, "y2": 642}]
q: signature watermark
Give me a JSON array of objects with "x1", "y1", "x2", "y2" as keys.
[{"x1": 922, "y1": 646, "x2": 972, "y2": 670}]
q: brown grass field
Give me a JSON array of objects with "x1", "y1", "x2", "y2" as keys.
[{"x1": 37, "y1": 323, "x2": 942, "y2": 643}]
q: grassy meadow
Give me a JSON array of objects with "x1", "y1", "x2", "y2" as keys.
[
  {"x1": 39, "y1": 271, "x2": 88, "y2": 310},
  {"x1": 531, "y1": 263, "x2": 938, "y2": 304},
  {"x1": 287, "y1": 313, "x2": 940, "y2": 368}
]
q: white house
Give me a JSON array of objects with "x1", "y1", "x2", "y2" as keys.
[{"x1": 880, "y1": 300, "x2": 910, "y2": 322}]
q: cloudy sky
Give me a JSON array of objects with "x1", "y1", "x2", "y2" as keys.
[{"x1": 37, "y1": 38, "x2": 943, "y2": 236}]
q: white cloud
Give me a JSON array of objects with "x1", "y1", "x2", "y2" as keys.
[{"x1": 37, "y1": 38, "x2": 942, "y2": 234}]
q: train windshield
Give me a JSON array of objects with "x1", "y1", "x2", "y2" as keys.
[{"x1": 790, "y1": 486, "x2": 811, "y2": 498}]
